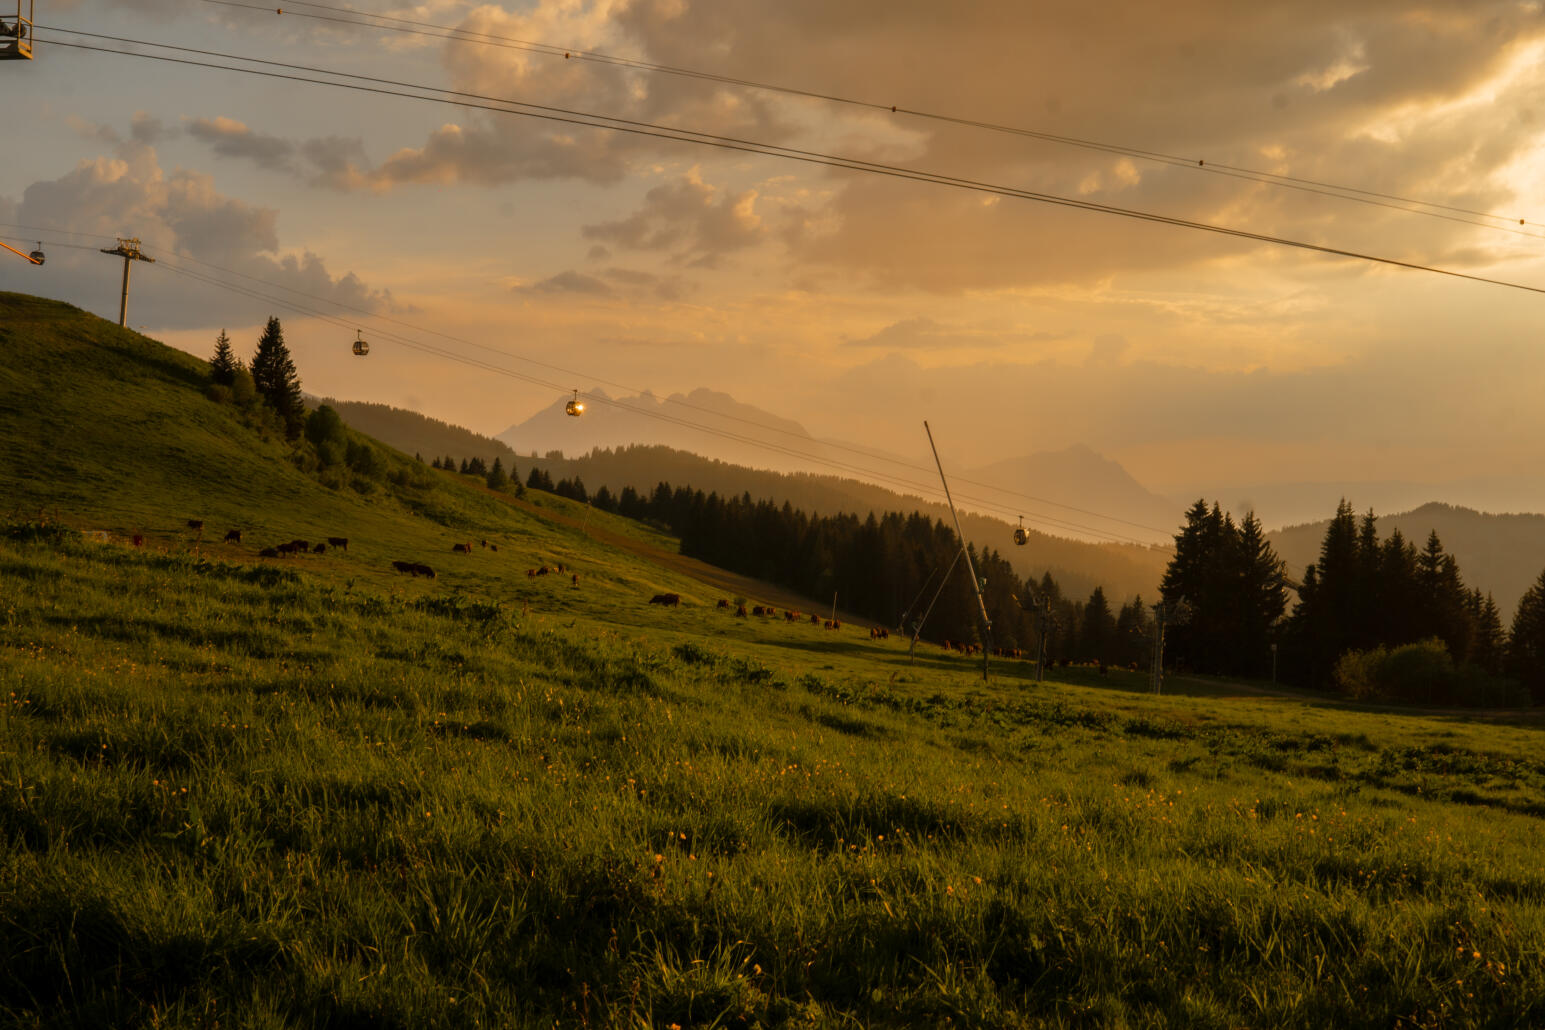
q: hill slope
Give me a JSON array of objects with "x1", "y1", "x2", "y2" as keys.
[{"x1": 325, "y1": 398, "x2": 1171, "y2": 603}]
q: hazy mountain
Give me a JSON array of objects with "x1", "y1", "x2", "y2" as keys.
[
  {"x1": 965, "y1": 445, "x2": 1183, "y2": 545},
  {"x1": 496, "y1": 388, "x2": 824, "y2": 473},
  {"x1": 1167, "y1": 479, "x2": 1545, "y2": 532},
  {"x1": 1269, "y1": 502, "x2": 1545, "y2": 620}
]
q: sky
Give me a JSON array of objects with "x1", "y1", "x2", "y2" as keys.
[{"x1": 4, "y1": 0, "x2": 1545, "y2": 533}]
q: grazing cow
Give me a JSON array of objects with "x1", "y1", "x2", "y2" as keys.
[
  {"x1": 290, "y1": 540, "x2": 310, "y2": 551},
  {"x1": 810, "y1": 613, "x2": 821, "y2": 624},
  {"x1": 556, "y1": 563, "x2": 566, "y2": 573},
  {"x1": 392, "y1": 560, "x2": 415, "y2": 574},
  {"x1": 223, "y1": 529, "x2": 242, "y2": 543},
  {"x1": 752, "y1": 605, "x2": 765, "y2": 617},
  {"x1": 490, "y1": 543, "x2": 498, "y2": 552},
  {"x1": 717, "y1": 599, "x2": 731, "y2": 609},
  {"x1": 823, "y1": 620, "x2": 834, "y2": 630},
  {"x1": 132, "y1": 534, "x2": 144, "y2": 548},
  {"x1": 327, "y1": 537, "x2": 348, "y2": 551},
  {"x1": 831, "y1": 620, "x2": 841, "y2": 630},
  {"x1": 649, "y1": 593, "x2": 681, "y2": 606},
  {"x1": 186, "y1": 520, "x2": 204, "y2": 532},
  {"x1": 571, "y1": 573, "x2": 579, "y2": 587},
  {"x1": 526, "y1": 568, "x2": 537, "y2": 577},
  {"x1": 412, "y1": 563, "x2": 436, "y2": 579},
  {"x1": 313, "y1": 543, "x2": 327, "y2": 554},
  {"x1": 452, "y1": 542, "x2": 471, "y2": 553},
  {"x1": 736, "y1": 605, "x2": 749, "y2": 618},
  {"x1": 785, "y1": 610, "x2": 797, "y2": 621},
  {"x1": 480, "y1": 539, "x2": 487, "y2": 548},
  {"x1": 275, "y1": 542, "x2": 298, "y2": 556},
  {"x1": 259, "y1": 546, "x2": 279, "y2": 558}
]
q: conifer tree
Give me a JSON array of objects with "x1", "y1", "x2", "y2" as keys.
[
  {"x1": 209, "y1": 328, "x2": 237, "y2": 386},
  {"x1": 249, "y1": 317, "x2": 305, "y2": 438},
  {"x1": 486, "y1": 456, "x2": 509, "y2": 491},
  {"x1": 1508, "y1": 568, "x2": 1545, "y2": 703}
]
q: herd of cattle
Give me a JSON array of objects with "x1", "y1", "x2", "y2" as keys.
[{"x1": 176, "y1": 519, "x2": 1013, "y2": 660}]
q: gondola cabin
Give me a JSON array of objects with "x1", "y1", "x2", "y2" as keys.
[
  {"x1": 564, "y1": 389, "x2": 585, "y2": 417},
  {"x1": 28, "y1": 242, "x2": 43, "y2": 265},
  {"x1": 1, "y1": 1, "x2": 33, "y2": 60},
  {"x1": 1013, "y1": 516, "x2": 1028, "y2": 546},
  {"x1": 352, "y1": 330, "x2": 369, "y2": 356}
]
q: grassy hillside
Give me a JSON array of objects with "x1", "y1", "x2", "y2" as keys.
[
  {"x1": 323, "y1": 399, "x2": 1171, "y2": 604},
  {"x1": 4, "y1": 292, "x2": 1545, "y2": 1026}
]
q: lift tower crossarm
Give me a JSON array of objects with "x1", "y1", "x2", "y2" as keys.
[{"x1": 99, "y1": 237, "x2": 154, "y2": 327}]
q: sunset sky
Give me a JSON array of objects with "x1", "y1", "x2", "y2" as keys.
[{"x1": 4, "y1": 0, "x2": 1544, "y2": 530}]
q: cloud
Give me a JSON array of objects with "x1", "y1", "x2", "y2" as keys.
[
  {"x1": 844, "y1": 316, "x2": 1071, "y2": 353},
  {"x1": 186, "y1": 116, "x2": 297, "y2": 173},
  {"x1": 515, "y1": 270, "x2": 613, "y2": 295},
  {"x1": 582, "y1": 169, "x2": 764, "y2": 266},
  {"x1": 4, "y1": 144, "x2": 392, "y2": 329}
]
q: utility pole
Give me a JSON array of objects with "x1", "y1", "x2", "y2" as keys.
[
  {"x1": 99, "y1": 237, "x2": 154, "y2": 327},
  {"x1": 924, "y1": 420, "x2": 991, "y2": 681},
  {"x1": 1150, "y1": 602, "x2": 1166, "y2": 694}
]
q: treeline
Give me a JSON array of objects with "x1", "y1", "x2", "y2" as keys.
[
  {"x1": 1163, "y1": 498, "x2": 1545, "y2": 706},
  {"x1": 537, "y1": 479, "x2": 1150, "y2": 664}
]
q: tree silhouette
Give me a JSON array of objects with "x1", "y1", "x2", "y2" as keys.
[{"x1": 249, "y1": 317, "x2": 304, "y2": 438}]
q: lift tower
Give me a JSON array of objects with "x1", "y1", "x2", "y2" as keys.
[{"x1": 100, "y1": 238, "x2": 154, "y2": 327}]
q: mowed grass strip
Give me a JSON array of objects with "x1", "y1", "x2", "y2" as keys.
[{"x1": 3, "y1": 526, "x2": 1544, "y2": 1028}]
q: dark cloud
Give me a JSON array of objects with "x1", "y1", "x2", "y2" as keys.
[
  {"x1": 186, "y1": 117, "x2": 297, "y2": 173},
  {"x1": 516, "y1": 270, "x2": 613, "y2": 295},
  {"x1": 582, "y1": 172, "x2": 764, "y2": 267}
]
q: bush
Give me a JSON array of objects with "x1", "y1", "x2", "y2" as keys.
[
  {"x1": 204, "y1": 383, "x2": 232, "y2": 405},
  {"x1": 1334, "y1": 638, "x2": 1525, "y2": 707}
]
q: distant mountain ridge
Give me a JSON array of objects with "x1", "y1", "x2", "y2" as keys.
[{"x1": 1269, "y1": 501, "x2": 1545, "y2": 620}]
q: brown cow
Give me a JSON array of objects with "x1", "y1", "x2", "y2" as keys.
[
  {"x1": 452, "y1": 542, "x2": 471, "y2": 554},
  {"x1": 649, "y1": 593, "x2": 681, "y2": 606},
  {"x1": 752, "y1": 605, "x2": 766, "y2": 617},
  {"x1": 736, "y1": 605, "x2": 749, "y2": 618},
  {"x1": 717, "y1": 599, "x2": 731, "y2": 609},
  {"x1": 186, "y1": 520, "x2": 204, "y2": 532},
  {"x1": 312, "y1": 543, "x2": 327, "y2": 554},
  {"x1": 290, "y1": 540, "x2": 310, "y2": 551},
  {"x1": 809, "y1": 613, "x2": 821, "y2": 625},
  {"x1": 412, "y1": 563, "x2": 437, "y2": 579},
  {"x1": 132, "y1": 534, "x2": 144, "y2": 548},
  {"x1": 327, "y1": 537, "x2": 348, "y2": 551},
  {"x1": 223, "y1": 529, "x2": 242, "y2": 543},
  {"x1": 571, "y1": 573, "x2": 580, "y2": 587},
  {"x1": 259, "y1": 546, "x2": 279, "y2": 558},
  {"x1": 489, "y1": 543, "x2": 498, "y2": 552}
]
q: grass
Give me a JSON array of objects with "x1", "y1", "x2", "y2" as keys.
[{"x1": 3, "y1": 292, "x2": 1545, "y2": 1026}]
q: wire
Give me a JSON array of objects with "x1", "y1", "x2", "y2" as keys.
[
  {"x1": 199, "y1": 0, "x2": 1542, "y2": 238},
  {"x1": 36, "y1": 30, "x2": 1545, "y2": 303},
  {"x1": 129, "y1": 248, "x2": 1168, "y2": 545}
]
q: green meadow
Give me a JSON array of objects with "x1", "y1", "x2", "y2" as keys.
[{"x1": 2, "y1": 292, "x2": 1544, "y2": 1027}]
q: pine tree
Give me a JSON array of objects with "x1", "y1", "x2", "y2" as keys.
[
  {"x1": 1080, "y1": 586, "x2": 1116, "y2": 665},
  {"x1": 209, "y1": 329, "x2": 237, "y2": 386},
  {"x1": 486, "y1": 456, "x2": 509, "y2": 492},
  {"x1": 1508, "y1": 568, "x2": 1545, "y2": 703},
  {"x1": 249, "y1": 317, "x2": 305, "y2": 438}
]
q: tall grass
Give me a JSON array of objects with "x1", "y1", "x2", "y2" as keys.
[{"x1": 3, "y1": 527, "x2": 1544, "y2": 1027}]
